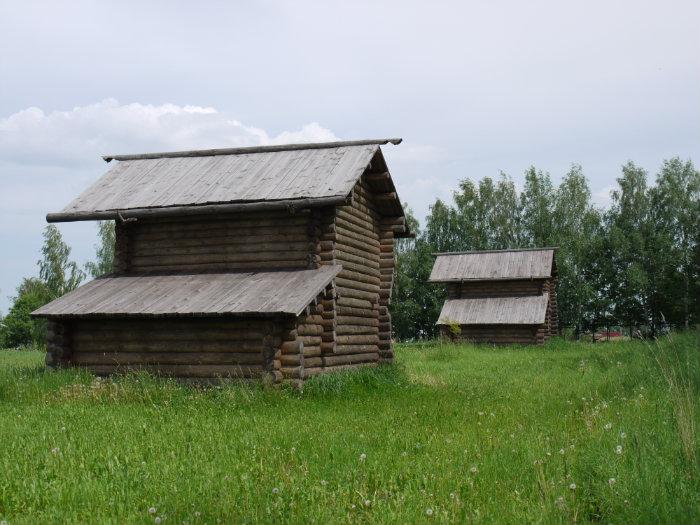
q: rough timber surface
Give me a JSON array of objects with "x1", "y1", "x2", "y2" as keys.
[
  {"x1": 58, "y1": 145, "x2": 379, "y2": 215},
  {"x1": 32, "y1": 266, "x2": 341, "y2": 318},
  {"x1": 429, "y1": 248, "x2": 555, "y2": 282},
  {"x1": 437, "y1": 294, "x2": 550, "y2": 325}
]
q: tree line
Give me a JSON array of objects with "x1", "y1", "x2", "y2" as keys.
[
  {"x1": 1, "y1": 157, "x2": 697, "y2": 347},
  {"x1": 391, "y1": 157, "x2": 699, "y2": 340}
]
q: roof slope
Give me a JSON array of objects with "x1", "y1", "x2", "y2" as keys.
[
  {"x1": 429, "y1": 248, "x2": 555, "y2": 282},
  {"x1": 437, "y1": 294, "x2": 549, "y2": 325},
  {"x1": 48, "y1": 139, "x2": 404, "y2": 222},
  {"x1": 32, "y1": 266, "x2": 341, "y2": 318}
]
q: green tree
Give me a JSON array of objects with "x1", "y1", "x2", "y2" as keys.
[
  {"x1": 650, "y1": 158, "x2": 700, "y2": 328},
  {"x1": 85, "y1": 221, "x2": 116, "y2": 277},
  {"x1": 39, "y1": 225, "x2": 84, "y2": 299},
  {"x1": 520, "y1": 167, "x2": 554, "y2": 247},
  {"x1": 0, "y1": 278, "x2": 51, "y2": 348},
  {"x1": 552, "y1": 165, "x2": 604, "y2": 336}
]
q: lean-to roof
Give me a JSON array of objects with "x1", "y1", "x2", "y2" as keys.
[
  {"x1": 32, "y1": 266, "x2": 341, "y2": 318},
  {"x1": 437, "y1": 294, "x2": 550, "y2": 325}
]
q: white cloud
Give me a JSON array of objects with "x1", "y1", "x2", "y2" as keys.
[{"x1": 0, "y1": 98, "x2": 338, "y2": 167}]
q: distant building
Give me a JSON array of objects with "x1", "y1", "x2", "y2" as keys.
[
  {"x1": 429, "y1": 248, "x2": 558, "y2": 344},
  {"x1": 32, "y1": 139, "x2": 410, "y2": 382}
]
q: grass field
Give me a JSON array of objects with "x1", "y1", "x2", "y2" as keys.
[{"x1": 1, "y1": 334, "x2": 698, "y2": 524}]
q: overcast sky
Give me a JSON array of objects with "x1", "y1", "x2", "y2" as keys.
[{"x1": 1, "y1": 0, "x2": 699, "y2": 313}]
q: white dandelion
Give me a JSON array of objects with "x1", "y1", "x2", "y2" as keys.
[
  {"x1": 51, "y1": 447, "x2": 60, "y2": 455},
  {"x1": 608, "y1": 478, "x2": 616, "y2": 486},
  {"x1": 569, "y1": 483, "x2": 576, "y2": 490},
  {"x1": 148, "y1": 507, "x2": 157, "y2": 515},
  {"x1": 615, "y1": 445, "x2": 623, "y2": 455},
  {"x1": 154, "y1": 518, "x2": 161, "y2": 525},
  {"x1": 320, "y1": 480, "x2": 328, "y2": 486},
  {"x1": 426, "y1": 508, "x2": 434, "y2": 516},
  {"x1": 604, "y1": 423, "x2": 612, "y2": 430},
  {"x1": 364, "y1": 499, "x2": 371, "y2": 507},
  {"x1": 470, "y1": 465, "x2": 478, "y2": 474},
  {"x1": 272, "y1": 487, "x2": 280, "y2": 494},
  {"x1": 620, "y1": 432, "x2": 627, "y2": 439},
  {"x1": 559, "y1": 448, "x2": 565, "y2": 455},
  {"x1": 359, "y1": 453, "x2": 367, "y2": 462}
]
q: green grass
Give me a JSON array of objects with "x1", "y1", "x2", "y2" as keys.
[{"x1": 0, "y1": 334, "x2": 698, "y2": 524}]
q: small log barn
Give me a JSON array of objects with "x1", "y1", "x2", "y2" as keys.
[
  {"x1": 429, "y1": 248, "x2": 558, "y2": 344},
  {"x1": 32, "y1": 139, "x2": 410, "y2": 382}
]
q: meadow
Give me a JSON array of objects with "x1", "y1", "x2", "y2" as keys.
[{"x1": 0, "y1": 333, "x2": 698, "y2": 524}]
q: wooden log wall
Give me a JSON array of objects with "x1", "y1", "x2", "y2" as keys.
[
  {"x1": 330, "y1": 177, "x2": 382, "y2": 366},
  {"x1": 62, "y1": 317, "x2": 291, "y2": 379},
  {"x1": 441, "y1": 324, "x2": 540, "y2": 345},
  {"x1": 45, "y1": 320, "x2": 71, "y2": 368},
  {"x1": 446, "y1": 279, "x2": 546, "y2": 298},
  {"x1": 123, "y1": 210, "x2": 311, "y2": 273}
]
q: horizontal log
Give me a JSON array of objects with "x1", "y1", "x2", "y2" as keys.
[
  {"x1": 334, "y1": 344, "x2": 379, "y2": 354},
  {"x1": 129, "y1": 260, "x2": 308, "y2": 272},
  {"x1": 72, "y1": 331, "x2": 275, "y2": 344},
  {"x1": 336, "y1": 286, "x2": 378, "y2": 303},
  {"x1": 337, "y1": 260, "x2": 381, "y2": 279},
  {"x1": 280, "y1": 353, "x2": 303, "y2": 366},
  {"x1": 336, "y1": 305, "x2": 377, "y2": 318},
  {"x1": 336, "y1": 296, "x2": 374, "y2": 310},
  {"x1": 336, "y1": 325, "x2": 376, "y2": 336},
  {"x1": 280, "y1": 340, "x2": 303, "y2": 354},
  {"x1": 131, "y1": 251, "x2": 308, "y2": 265},
  {"x1": 303, "y1": 345, "x2": 322, "y2": 357},
  {"x1": 336, "y1": 334, "x2": 379, "y2": 345},
  {"x1": 70, "y1": 351, "x2": 262, "y2": 366},
  {"x1": 281, "y1": 366, "x2": 303, "y2": 379},
  {"x1": 82, "y1": 364, "x2": 265, "y2": 378},
  {"x1": 334, "y1": 218, "x2": 380, "y2": 245},
  {"x1": 297, "y1": 324, "x2": 323, "y2": 336},
  {"x1": 71, "y1": 340, "x2": 265, "y2": 353},
  {"x1": 335, "y1": 277, "x2": 379, "y2": 294},
  {"x1": 299, "y1": 335, "x2": 322, "y2": 346},
  {"x1": 321, "y1": 342, "x2": 336, "y2": 353},
  {"x1": 322, "y1": 352, "x2": 378, "y2": 366},
  {"x1": 304, "y1": 356, "x2": 322, "y2": 368},
  {"x1": 337, "y1": 315, "x2": 379, "y2": 327}
]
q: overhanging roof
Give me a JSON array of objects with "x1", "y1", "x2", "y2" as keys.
[
  {"x1": 429, "y1": 248, "x2": 556, "y2": 282},
  {"x1": 32, "y1": 266, "x2": 341, "y2": 319},
  {"x1": 46, "y1": 139, "x2": 408, "y2": 233},
  {"x1": 437, "y1": 294, "x2": 550, "y2": 325}
]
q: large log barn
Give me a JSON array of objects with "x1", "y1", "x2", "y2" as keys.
[
  {"x1": 429, "y1": 248, "x2": 559, "y2": 344},
  {"x1": 32, "y1": 139, "x2": 410, "y2": 383}
]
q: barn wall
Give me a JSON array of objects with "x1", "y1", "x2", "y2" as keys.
[
  {"x1": 441, "y1": 324, "x2": 540, "y2": 345},
  {"x1": 50, "y1": 317, "x2": 290, "y2": 379},
  {"x1": 327, "y1": 177, "x2": 382, "y2": 368},
  {"x1": 446, "y1": 279, "x2": 546, "y2": 298},
  {"x1": 116, "y1": 210, "x2": 311, "y2": 273}
]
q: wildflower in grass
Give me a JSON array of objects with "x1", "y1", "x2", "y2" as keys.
[
  {"x1": 604, "y1": 423, "x2": 612, "y2": 430},
  {"x1": 569, "y1": 483, "x2": 576, "y2": 490},
  {"x1": 148, "y1": 507, "x2": 157, "y2": 515},
  {"x1": 364, "y1": 499, "x2": 371, "y2": 507},
  {"x1": 449, "y1": 492, "x2": 456, "y2": 499},
  {"x1": 608, "y1": 478, "x2": 616, "y2": 486},
  {"x1": 620, "y1": 432, "x2": 626, "y2": 439},
  {"x1": 194, "y1": 511, "x2": 201, "y2": 517},
  {"x1": 272, "y1": 487, "x2": 280, "y2": 494},
  {"x1": 51, "y1": 447, "x2": 60, "y2": 455},
  {"x1": 559, "y1": 448, "x2": 565, "y2": 455},
  {"x1": 61, "y1": 426, "x2": 66, "y2": 432},
  {"x1": 470, "y1": 465, "x2": 478, "y2": 474},
  {"x1": 615, "y1": 445, "x2": 623, "y2": 455},
  {"x1": 154, "y1": 517, "x2": 161, "y2": 524},
  {"x1": 546, "y1": 452, "x2": 551, "y2": 456},
  {"x1": 351, "y1": 504, "x2": 356, "y2": 510},
  {"x1": 320, "y1": 480, "x2": 328, "y2": 486},
  {"x1": 291, "y1": 447, "x2": 296, "y2": 453},
  {"x1": 426, "y1": 508, "x2": 434, "y2": 516},
  {"x1": 478, "y1": 411, "x2": 484, "y2": 416},
  {"x1": 359, "y1": 453, "x2": 367, "y2": 461}
]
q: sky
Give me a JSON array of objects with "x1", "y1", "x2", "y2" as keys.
[{"x1": 1, "y1": 0, "x2": 699, "y2": 313}]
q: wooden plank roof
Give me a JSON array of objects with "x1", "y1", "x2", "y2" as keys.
[
  {"x1": 437, "y1": 294, "x2": 549, "y2": 325},
  {"x1": 47, "y1": 139, "x2": 406, "y2": 224},
  {"x1": 429, "y1": 248, "x2": 556, "y2": 282},
  {"x1": 32, "y1": 266, "x2": 341, "y2": 319}
]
